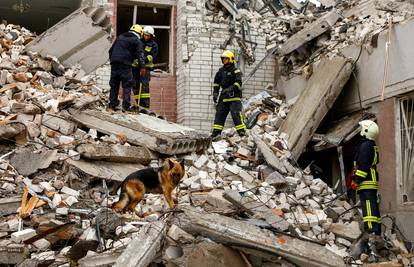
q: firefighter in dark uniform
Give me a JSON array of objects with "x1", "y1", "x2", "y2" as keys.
[
  {"x1": 108, "y1": 24, "x2": 145, "y2": 111},
  {"x1": 132, "y1": 26, "x2": 158, "y2": 109},
  {"x1": 350, "y1": 120, "x2": 381, "y2": 236},
  {"x1": 211, "y1": 50, "x2": 246, "y2": 139}
]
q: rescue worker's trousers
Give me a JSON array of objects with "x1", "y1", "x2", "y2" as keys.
[
  {"x1": 109, "y1": 63, "x2": 132, "y2": 109},
  {"x1": 359, "y1": 189, "x2": 381, "y2": 235},
  {"x1": 132, "y1": 67, "x2": 151, "y2": 109},
  {"x1": 212, "y1": 100, "x2": 246, "y2": 137}
]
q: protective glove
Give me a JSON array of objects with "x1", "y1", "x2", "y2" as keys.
[
  {"x1": 350, "y1": 180, "x2": 358, "y2": 191},
  {"x1": 140, "y1": 68, "x2": 147, "y2": 77},
  {"x1": 213, "y1": 92, "x2": 218, "y2": 104},
  {"x1": 131, "y1": 59, "x2": 139, "y2": 68}
]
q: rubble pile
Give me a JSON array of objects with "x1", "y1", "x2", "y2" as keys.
[
  {"x1": 207, "y1": 0, "x2": 413, "y2": 76},
  {"x1": 0, "y1": 12, "x2": 413, "y2": 267}
]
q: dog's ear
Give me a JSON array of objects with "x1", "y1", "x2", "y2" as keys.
[
  {"x1": 168, "y1": 158, "x2": 176, "y2": 170},
  {"x1": 179, "y1": 159, "x2": 185, "y2": 169}
]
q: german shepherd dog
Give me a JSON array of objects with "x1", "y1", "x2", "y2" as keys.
[{"x1": 113, "y1": 158, "x2": 185, "y2": 212}]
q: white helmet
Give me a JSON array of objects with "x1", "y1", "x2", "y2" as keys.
[
  {"x1": 143, "y1": 26, "x2": 155, "y2": 37},
  {"x1": 359, "y1": 120, "x2": 379, "y2": 140}
]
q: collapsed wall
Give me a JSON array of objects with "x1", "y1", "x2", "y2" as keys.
[{"x1": 176, "y1": 0, "x2": 277, "y2": 132}]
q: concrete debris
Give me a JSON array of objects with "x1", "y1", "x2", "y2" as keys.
[
  {"x1": 114, "y1": 221, "x2": 166, "y2": 267},
  {"x1": 1, "y1": 1, "x2": 413, "y2": 266},
  {"x1": 9, "y1": 148, "x2": 58, "y2": 176},
  {"x1": 76, "y1": 143, "x2": 156, "y2": 164},
  {"x1": 25, "y1": 7, "x2": 112, "y2": 75}
]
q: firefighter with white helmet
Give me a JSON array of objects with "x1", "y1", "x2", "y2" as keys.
[
  {"x1": 132, "y1": 25, "x2": 158, "y2": 109},
  {"x1": 350, "y1": 119, "x2": 381, "y2": 236}
]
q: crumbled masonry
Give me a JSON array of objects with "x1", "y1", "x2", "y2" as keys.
[{"x1": 1, "y1": 0, "x2": 414, "y2": 266}]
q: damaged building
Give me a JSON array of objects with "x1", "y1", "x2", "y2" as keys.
[{"x1": 0, "y1": 0, "x2": 414, "y2": 266}]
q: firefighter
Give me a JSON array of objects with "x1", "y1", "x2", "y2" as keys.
[
  {"x1": 132, "y1": 26, "x2": 158, "y2": 109},
  {"x1": 211, "y1": 50, "x2": 246, "y2": 140},
  {"x1": 350, "y1": 120, "x2": 381, "y2": 236},
  {"x1": 108, "y1": 24, "x2": 145, "y2": 112}
]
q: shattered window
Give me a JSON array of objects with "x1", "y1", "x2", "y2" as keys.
[{"x1": 399, "y1": 96, "x2": 414, "y2": 203}]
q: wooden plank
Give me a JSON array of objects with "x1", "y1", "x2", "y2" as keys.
[
  {"x1": 279, "y1": 57, "x2": 354, "y2": 160},
  {"x1": 114, "y1": 221, "x2": 166, "y2": 267},
  {"x1": 0, "y1": 83, "x2": 17, "y2": 94},
  {"x1": 176, "y1": 207, "x2": 346, "y2": 267},
  {"x1": 280, "y1": 11, "x2": 341, "y2": 55}
]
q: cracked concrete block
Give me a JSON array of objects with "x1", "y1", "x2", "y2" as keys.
[
  {"x1": 207, "y1": 189, "x2": 233, "y2": 210},
  {"x1": 61, "y1": 186, "x2": 80, "y2": 197},
  {"x1": 295, "y1": 187, "x2": 311, "y2": 199},
  {"x1": 239, "y1": 169, "x2": 254, "y2": 183},
  {"x1": 194, "y1": 154, "x2": 208, "y2": 169},
  {"x1": 11, "y1": 229, "x2": 36, "y2": 243},
  {"x1": 224, "y1": 164, "x2": 241, "y2": 175}
]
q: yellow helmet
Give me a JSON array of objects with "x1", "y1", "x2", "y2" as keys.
[
  {"x1": 130, "y1": 24, "x2": 143, "y2": 36},
  {"x1": 221, "y1": 50, "x2": 235, "y2": 64}
]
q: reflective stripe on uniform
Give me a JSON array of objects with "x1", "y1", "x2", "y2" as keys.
[
  {"x1": 371, "y1": 168, "x2": 377, "y2": 182},
  {"x1": 213, "y1": 124, "x2": 224, "y2": 130},
  {"x1": 373, "y1": 146, "x2": 378, "y2": 165},
  {"x1": 147, "y1": 55, "x2": 153, "y2": 63},
  {"x1": 234, "y1": 82, "x2": 241, "y2": 89},
  {"x1": 235, "y1": 112, "x2": 246, "y2": 130},
  {"x1": 357, "y1": 181, "x2": 379, "y2": 191},
  {"x1": 234, "y1": 69, "x2": 241, "y2": 73},
  {"x1": 145, "y1": 46, "x2": 152, "y2": 52},
  {"x1": 213, "y1": 83, "x2": 220, "y2": 88},
  {"x1": 223, "y1": 97, "x2": 241, "y2": 102},
  {"x1": 363, "y1": 216, "x2": 381, "y2": 223},
  {"x1": 356, "y1": 170, "x2": 368, "y2": 178},
  {"x1": 134, "y1": 93, "x2": 150, "y2": 99},
  {"x1": 366, "y1": 200, "x2": 372, "y2": 228}
]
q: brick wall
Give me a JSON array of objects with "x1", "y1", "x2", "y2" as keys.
[
  {"x1": 176, "y1": 0, "x2": 276, "y2": 133},
  {"x1": 150, "y1": 75, "x2": 177, "y2": 121},
  {"x1": 94, "y1": 2, "x2": 178, "y2": 122}
]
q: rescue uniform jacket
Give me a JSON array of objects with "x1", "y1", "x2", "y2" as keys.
[
  {"x1": 109, "y1": 32, "x2": 145, "y2": 67},
  {"x1": 143, "y1": 39, "x2": 158, "y2": 68},
  {"x1": 353, "y1": 137, "x2": 379, "y2": 191},
  {"x1": 213, "y1": 63, "x2": 242, "y2": 102}
]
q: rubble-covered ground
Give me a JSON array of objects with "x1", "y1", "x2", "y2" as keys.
[{"x1": 1, "y1": 1, "x2": 414, "y2": 266}]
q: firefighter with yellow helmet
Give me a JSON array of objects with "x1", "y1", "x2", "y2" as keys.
[
  {"x1": 211, "y1": 50, "x2": 246, "y2": 139},
  {"x1": 108, "y1": 24, "x2": 145, "y2": 111}
]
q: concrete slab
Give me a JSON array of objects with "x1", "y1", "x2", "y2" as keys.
[
  {"x1": 279, "y1": 57, "x2": 354, "y2": 160},
  {"x1": 67, "y1": 159, "x2": 141, "y2": 182},
  {"x1": 76, "y1": 143, "x2": 156, "y2": 164},
  {"x1": 25, "y1": 7, "x2": 111, "y2": 74},
  {"x1": 70, "y1": 109, "x2": 210, "y2": 155}
]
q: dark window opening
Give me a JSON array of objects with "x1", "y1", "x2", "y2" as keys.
[
  {"x1": 117, "y1": 3, "x2": 172, "y2": 72},
  {"x1": 0, "y1": 0, "x2": 82, "y2": 34}
]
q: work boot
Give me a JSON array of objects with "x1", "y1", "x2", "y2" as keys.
[
  {"x1": 107, "y1": 103, "x2": 119, "y2": 112},
  {"x1": 368, "y1": 234, "x2": 385, "y2": 254},
  {"x1": 238, "y1": 130, "x2": 246, "y2": 138},
  {"x1": 122, "y1": 103, "x2": 132, "y2": 112},
  {"x1": 350, "y1": 233, "x2": 369, "y2": 259},
  {"x1": 211, "y1": 134, "x2": 221, "y2": 142}
]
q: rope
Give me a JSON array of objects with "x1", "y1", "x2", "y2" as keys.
[{"x1": 380, "y1": 16, "x2": 393, "y2": 101}]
